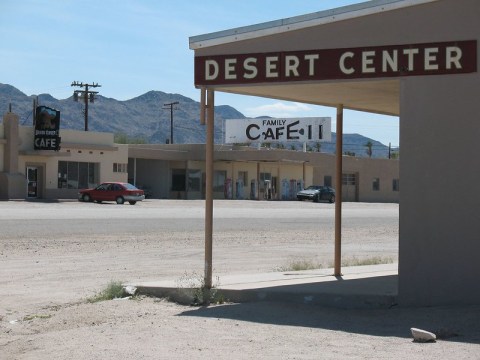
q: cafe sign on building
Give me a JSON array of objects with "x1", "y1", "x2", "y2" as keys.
[
  {"x1": 34, "y1": 105, "x2": 61, "y2": 151},
  {"x1": 225, "y1": 117, "x2": 331, "y2": 144}
]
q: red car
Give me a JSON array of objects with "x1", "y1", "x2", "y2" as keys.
[{"x1": 78, "y1": 182, "x2": 145, "y2": 205}]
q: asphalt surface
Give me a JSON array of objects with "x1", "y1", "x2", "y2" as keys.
[{"x1": 0, "y1": 199, "x2": 398, "y2": 236}]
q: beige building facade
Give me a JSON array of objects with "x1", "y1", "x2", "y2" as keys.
[
  {"x1": 1, "y1": 111, "x2": 399, "y2": 202},
  {"x1": 0, "y1": 111, "x2": 129, "y2": 200},
  {"x1": 128, "y1": 143, "x2": 399, "y2": 202}
]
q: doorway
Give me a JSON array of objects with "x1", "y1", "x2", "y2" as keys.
[
  {"x1": 26, "y1": 166, "x2": 38, "y2": 198},
  {"x1": 342, "y1": 173, "x2": 359, "y2": 202}
]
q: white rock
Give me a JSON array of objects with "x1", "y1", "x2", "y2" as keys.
[
  {"x1": 123, "y1": 285, "x2": 137, "y2": 296},
  {"x1": 411, "y1": 327, "x2": 437, "y2": 342}
]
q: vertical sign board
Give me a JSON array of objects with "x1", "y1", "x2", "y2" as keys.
[
  {"x1": 34, "y1": 106, "x2": 61, "y2": 150},
  {"x1": 225, "y1": 117, "x2": 331, "y2": 144}
]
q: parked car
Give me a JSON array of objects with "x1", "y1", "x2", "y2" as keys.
[
  {"x1": 78, "y1": 182, "x2": 145, "y2": 205},
  {"x1": 297, "y1": 185, "x2": 335, "y2": 203}
]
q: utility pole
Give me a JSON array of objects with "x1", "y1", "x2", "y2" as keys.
[
  {"x1": 71, "y1": 81, "x2": 101, "y2": 131},
  {"x1": 163, "y1": 101, "x2": 179, "y2": 144}
]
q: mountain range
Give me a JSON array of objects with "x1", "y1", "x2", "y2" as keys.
[{"x1": 0, "y1": 83, "x2": 393, "y2": 158}]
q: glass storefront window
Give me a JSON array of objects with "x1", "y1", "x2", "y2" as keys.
[
  {"x1": 188, "y1": 169, "x2": 201, "y2": 192},
  {"x1": 58, "y1": 161, "x2": 68, "y2": 188},
  {"x1": 78, "y1": 162, "x2": 89, "y2": 189},
  {"x1": 58, "y1": 161, "x2": 99, "y2": 190},
  {"x1": 171, "y1": 169, "x2": 186, "y2": 191},
  {"x1": 213, "y1": 170, "x2": 226, "y2": 192},
  {"x1": 67, "y1": 162, "x2": 79, "y2": 189},
  {"x1": 88, "y1": 163, "x2": 96, "y2": 187}
]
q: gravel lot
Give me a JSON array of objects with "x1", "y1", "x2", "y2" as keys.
[{"x1": 1, "y1": 199, "x2": 479, "y2": 359}]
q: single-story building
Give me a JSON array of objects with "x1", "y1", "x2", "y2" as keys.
[
  {"x1": 128, "y1": 143, "x2": 399, "y2": 202},
  {"x1": 0, "y1": 111, "x2": 399, "y2": 202},
  {"x1": 0, "y1": 111, "x2": 129, "y2": 200}
]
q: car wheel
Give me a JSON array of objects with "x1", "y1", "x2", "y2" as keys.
[
  {"x1": 329, "y1": 195, "x2": 335, "y2": 203},
  {"x1": 82, "y1": 194, "x2": 91, "y2": 202},
  {"x1": 128, "y1": 201, "x2": 136, "y2": 205},
  {"x1": 313, "y1": 195, "x2": 319, "y2": 203},
  {"x1": 116, "y1": 196, "x2": 124, "y2": 205}
]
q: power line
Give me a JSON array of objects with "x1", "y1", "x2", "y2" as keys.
[
  {"x1": 71, "y1": 81, "x2": 101, "y2": 131},
  {"x1": 162, "y1": 101, "x2": 179, "y2": 144}
]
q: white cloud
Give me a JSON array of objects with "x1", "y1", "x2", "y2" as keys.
[{"x1": 244, "y1": 102, "x2": 314, "y2": 118}]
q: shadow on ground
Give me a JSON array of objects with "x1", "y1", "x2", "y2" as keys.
[{"x1": 178, "y1": 301, "x2": 480, "y2": 344}]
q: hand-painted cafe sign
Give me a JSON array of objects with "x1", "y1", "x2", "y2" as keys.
[
  {"x1": 34, "y1": 106, "x2": 61, "y2": 151},
  {"x1": 195, "y1": 40, "x2": 476, "y2": 86}
]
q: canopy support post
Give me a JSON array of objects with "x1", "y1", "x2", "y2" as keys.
[
  {"x1": 204, "y1": 89, "x2": 214, "y2": 290},
  {"x1": 334, "y1": 104, "x2": 343, "y2": 277}
]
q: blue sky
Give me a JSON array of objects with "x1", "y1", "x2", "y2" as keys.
[{"x1": 0, "y1": 0, "x2": 399, "y2": 146}]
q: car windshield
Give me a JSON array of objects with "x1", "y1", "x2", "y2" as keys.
[
  {"x1": 306, "y1": 186, "x2": 323, "y2": 190},
  {"x1": 123, "y1": 183, "x2": 139, "y2": 190}
]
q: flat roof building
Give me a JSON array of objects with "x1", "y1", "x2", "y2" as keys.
[{"x1": 0, "y1": 112, "x2": 399, "y2": 203}]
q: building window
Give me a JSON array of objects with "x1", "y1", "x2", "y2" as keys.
[
  {"x1": 373, "y1": 177, "x2": 380, "y2": 191},
  {"x1": 88, "y1": 163, "x2": 95, "y2": 185},
  {"x1": 171, "y1": 169, "x2": 186, "y2": 191},
  {"x1": 342, "y1": 173, "x2": 356, "y2": 185},
  {"x1": 67, "y1": 162, "x2": 79, "y2": 189},
  {"x1": 238, "y1": 171, "x2": 248, "y2": 186},
  {"x1": 58, "y1": 161, "x2": 98, "y2": 189},
  {"x1": 188, "y1": 169, "x2": 201, "y2": 192},
  {"x1": 260, "y1": 172, "x2": 271, "y2": 183},
  {"x1": 259, "y1": 172, "x2": 271, "y2": 191},
  {"x1": 213, "y1": 170, "x2": 227, "y2": 192},
  {"x1": 79, "y1": 162, "x2": 88, "y2": 189},
  {"x1": 58, "y1": 161, "x2": 68, "y2": 188},
  {"x1": 324, "y1": 175, "x2": 332, "y2": 187},
  {"x1": 113, "y1": 163, "x2": 127, "y2": 173},
  {"x1": 393, "y1": 179, "x2": 400, "y2": 192}
]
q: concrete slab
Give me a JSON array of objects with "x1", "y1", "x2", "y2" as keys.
[{"x1": 134, "y1": 263, "x2": 398, "y2": 309}]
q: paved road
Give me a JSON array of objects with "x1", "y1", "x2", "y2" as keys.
[{"x1": 0, "y1": 199, "x2": 398, "y2": 236}]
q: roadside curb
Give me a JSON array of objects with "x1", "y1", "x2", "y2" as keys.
[{"x1": 134, "y1": 264, "x2": 398, "y2": 309}]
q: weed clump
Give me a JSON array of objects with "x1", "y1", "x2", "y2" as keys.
[
  {"x1": 335, "y1": 256, "x2": 394, "y2": 267},
  {"x1": 175, "y1": 272, "x2": 225, "y2": 306},
  {"x1": 276, "y1": 256, "x2": 396, "y2": 272},
  {"x1": 276, "y1": 259, "x2": 322, "y2": 272},
  {"x1": 87, "y1": 280, "x2": 125, "y2": 303},
  {"x1": 23, "y1": 314, "x2": 52, "y2": 321}
]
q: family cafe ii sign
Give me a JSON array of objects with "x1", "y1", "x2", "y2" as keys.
[
  {"x1": 194, "y1": 40, "x2": 477, "y2": 85},
  {"x1": 225, "y1": 117, "x2": 331, "y2": 144}
]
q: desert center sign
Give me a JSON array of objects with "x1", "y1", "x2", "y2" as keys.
[
  {"x1": 195, "y1": 40, "x2": 476, "y2": 85},
  {"x1": 225, "y1": 117, "x2": 331, "y2": 144}
]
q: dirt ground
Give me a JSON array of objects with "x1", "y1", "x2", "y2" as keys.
[{"x1": 1, "y1": 200, "x2": 479, "y2": 359}]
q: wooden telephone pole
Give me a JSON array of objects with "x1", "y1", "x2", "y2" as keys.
[
  {"x1": 71, "y1": 81, "x2": 101, "y2": 131},
  {"x1": 162, "y1": 101, "x2": 179, "y2": 144}
]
